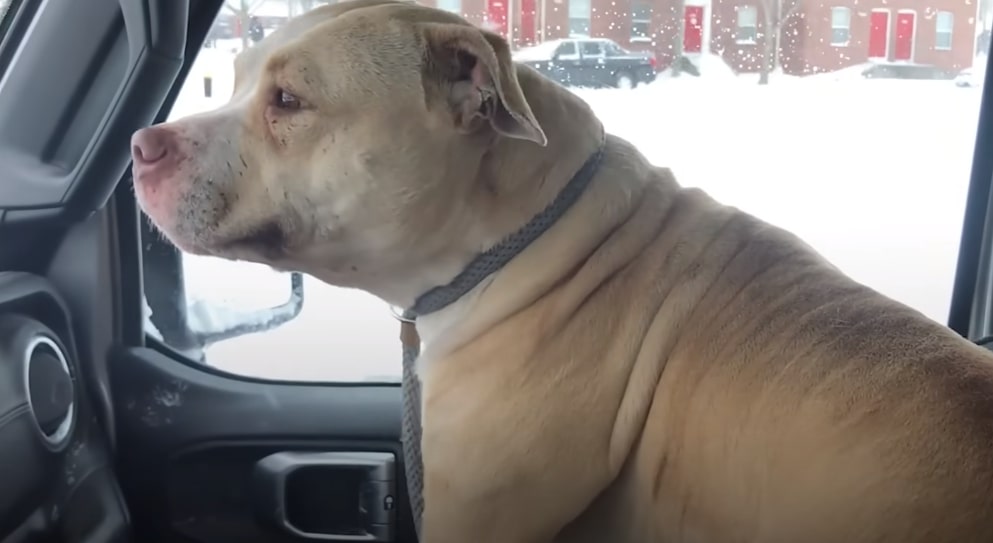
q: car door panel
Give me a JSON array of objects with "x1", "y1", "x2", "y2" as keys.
[
  {"x1": 0, "y1": 0, "x2": 187, "y2": 222},
  {"x1": 110, "y1": 345, "x2": 415, "y2": 543}
]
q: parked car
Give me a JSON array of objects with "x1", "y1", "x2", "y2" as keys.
[
  {"x1": 955, "y1": 59, "x2": 987, "y2": 87},
  {"x1": 513, "y1": 38, "x2": 658, "y2": 89},
  {"x1": 860, "y1": 62, "x2": 957, "y2": 81}
]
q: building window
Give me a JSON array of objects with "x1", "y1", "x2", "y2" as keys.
[
  {"x1": 935, "y1": 10, "x2": 953, "y2": 50},
  {"x1": 631, "y1": 1, "x2": 652, "y2": 41},
  {"x1": 830, "y1": 7, "x2": 851, "y2": 45},
  {"x1": 569, "y1": 0, "x2": 592, "y2": 37},
  {"x1": 736, "y1": 5, "x2": 758, "y2": 44},
  {"x1": 435, "y1": 0, "x2": 461, "y2": 13}
]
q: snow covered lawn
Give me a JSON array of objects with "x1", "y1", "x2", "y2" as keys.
[{"x1": 160, "y1": 48, "x2": 984, "y2": 381}]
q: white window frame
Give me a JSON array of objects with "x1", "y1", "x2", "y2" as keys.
[
  {"x1": 569, "y1": 0, "x2": 592, "y2": 37},
  {"x1": 830, "y1": 6, "x2": 852, "y2": 46},
  {"x1": 935, "y1": 10, "x2": 953, "y2": 51},
  {"x1": 735, "y1": 5, "x2": 758, "y2": 44},
  {"x1": 631, "y1": 1, "x2": 652, "y2": 42}
]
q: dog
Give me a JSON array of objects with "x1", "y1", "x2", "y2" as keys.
[{"x1": 131, "y1": 1, "x2": 993, "y2": 541}]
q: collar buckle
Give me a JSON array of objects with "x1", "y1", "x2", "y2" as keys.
[{"x1": 389, "y1": 305, "x2": 417, "y2": 323}]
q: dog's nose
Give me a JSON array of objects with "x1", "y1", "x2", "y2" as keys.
[
  {"x1": 131, "y1": 126, "x2": 183, "y2": 189},
  {"x1": 131, "y1": 126, "x2": 173, "y2": 167}
]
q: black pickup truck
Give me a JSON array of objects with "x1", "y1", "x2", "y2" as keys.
[{"x1": 513, "y1": 37, "x2": 658, "y2": 89}]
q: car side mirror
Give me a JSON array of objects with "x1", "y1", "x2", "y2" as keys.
[
  {"x1": 187, "y1": 271, "x2": 305, "y2": 347},
  {"x1": 143, "y1": 267, "x2": 306, "y2": 363},
  {"x1": 140, "y1": 217, "x2": 307, "y2": 363}
]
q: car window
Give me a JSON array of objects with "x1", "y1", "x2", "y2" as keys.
[
  {"x1": 145, "y1": 0, "x2": 986, "y2": 382},
  {"x1": 580, "y1": 40, "x2": 604, "y2": 57},
  {"x1": 557, "y1": 41, "x2": 577, "y2": 57},
  {"x1": 604, "y1": 42, "x2": 626, "y2": 56}
]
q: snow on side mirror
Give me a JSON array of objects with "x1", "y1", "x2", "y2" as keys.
[{"x1": 188, "y1": 271, "x2": 305, "y2": 348}]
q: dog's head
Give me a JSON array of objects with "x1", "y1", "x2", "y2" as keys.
[{"x1": 131, "y1": 0, "x2": 546, "y2": 304}]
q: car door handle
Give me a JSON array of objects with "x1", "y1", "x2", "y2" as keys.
[{"x1": 252, "y1": 451, "x2": 397, "y2": 542}]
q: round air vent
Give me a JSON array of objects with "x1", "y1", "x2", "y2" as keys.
[{"x1": 23, "y1": 335, "x2": 75, "y2": 449}]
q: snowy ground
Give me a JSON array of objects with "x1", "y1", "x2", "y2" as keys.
[{"x1": 154, "y1": 47, "x2": 984, "y2": 382}]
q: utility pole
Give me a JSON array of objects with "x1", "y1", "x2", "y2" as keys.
[
  {"x1": 672, "y1": 0, "x2": 686, "y2": 77},
  {"x1": 538, "y1": 0, "x2": 547, "y2": 42},
  {"x1": 507, "y1": 0, "x2": 516, "y2": 47}
]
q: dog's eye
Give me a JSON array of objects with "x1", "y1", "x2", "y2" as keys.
[{"x1": 275, "y1": 88, "x2": 301, "y2": 110}]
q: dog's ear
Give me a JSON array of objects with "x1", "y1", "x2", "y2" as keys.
[{"x1": 421, "y1": 23, "x2": 547, "y2": 146}]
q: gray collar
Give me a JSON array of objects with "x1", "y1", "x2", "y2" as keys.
[
  {"x1": 401, "y1": 131, "x2": 607, "y2": 321},
  {"x1": 395, "y1": 133, "x2": 608, "y2": 539}
]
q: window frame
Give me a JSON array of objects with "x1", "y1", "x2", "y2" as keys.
[
  {"x1": 735, "y1": 5, "x2": 758, "y2": 45},
  {"x1": 830, "y1": 6, "x2": 852, "y2": 47},
  {"x1": 935, "y1": 10, "x2": 953, "y2": 51},
  {"x1": 568, "y1": 0, "x2": 592, "y2": 37},
  {"x1": 630, "y1": 0, "x2": 652, "y2": 43}
]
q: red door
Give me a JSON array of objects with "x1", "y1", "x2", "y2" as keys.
[
  {"x1": 486, "y1": 0, "x2": 508, "y2": 38},
  {"x1": 894, "y1": 11, "x2": 915, "y2": 61},
  {"x1": 519, "y1": 0, "x2": 536, "y2": 46},
  {"x1": 868, "y1": 11, "x2": 889, "y2": 58},
  {"x1": 683, "y1": 5, "x2": 704, "y2": 53}
]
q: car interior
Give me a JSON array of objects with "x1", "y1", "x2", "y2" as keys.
[
  {"x1": 1, "y1": 0, "x2": 993, "y2": 542},
  {"x1": 0, "y1": 1, "x2": 412, "y2": 542}
]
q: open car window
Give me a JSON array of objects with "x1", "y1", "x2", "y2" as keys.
[{"x1": 141, "y1": 0, "x2": 988, "y2": 384}]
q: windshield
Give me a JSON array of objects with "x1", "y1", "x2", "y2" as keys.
[{"x1": 145, "y1": 0, "x2": 988, "y2": 383}]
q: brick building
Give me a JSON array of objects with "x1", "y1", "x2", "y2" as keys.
[{"x1": 423, "y1": 0, "x2": 978, "y2": 75}]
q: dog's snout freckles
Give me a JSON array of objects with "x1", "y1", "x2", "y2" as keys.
[
  {"x1": 130, "y1": 105, "x2": 273, "y2": 258},
  {"x1": 130, "y1": 122, "x2": 203, "y2": 245}
]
